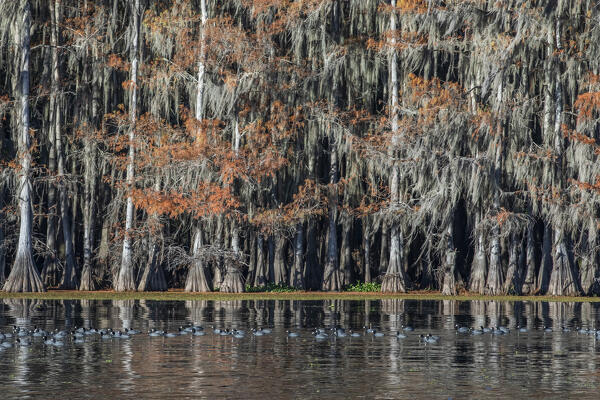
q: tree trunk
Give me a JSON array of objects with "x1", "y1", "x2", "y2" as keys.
[
  {"x1": 469, "y1": 218, "x2": 487, "y2": 294},
  {"x1": 185, "y1": 225, "x2": 212, "y2": 292},
  {"x1": 322, "y1": 153, "x2": 342, "y2": 290},
  {"x1": 340, "y1": 219, "x2": 353, "y2": 287},
  {"x1": 546, "y1": 20, "x2": 579, "y2": 297},
  {"x1": 80, "y1": 40, "x2": 100, "y2": 291},
  {"x1": 381, "y1": 0, "x2": 407, "y2": 293},
  {"x1": 379, "y1": 225, "x2": 389, "y2": 278},
  {"x1": 4, "y1": 0, "x2": 45, "y2": 292},
  {"x1": 441, "y1": 217, "x2": 456, "y2": 296},
  {"x1": 42, "y1": 89, "x2": 58, "y2": 287},
  {"x1": 115, "y1": 0, "x2": 140, "y2": 292},
  {"x1": 363, "y1": 221, "x2": 371, "y2": 283},
  {"x1": 273, "y1": 235, "x2": 288, "y2": 285},
  {"x1": 289, "y1": 224, "x2": 305, "y2": 289},
  {"x1": 220, "y1": 225, "x2": 244, "y2": 293},
  {"x1": 267, "y1": 235, "x2": 275, "y2": 283},
  {"x1": 520, "y1": 219, "x2": 537, "y2": 295},
  {"x1": 548, "y1": 229, "x2": 579, "y2": 296},
  {"x1": 537, "y1": 222, "x2": 552, "y2": 294},
  {"x1": 304, "y1": 220, "x2": 321, "y2": 290},
  {"x1": 503, "y1": 232, "x2": 522, "y2": 295},
  {"x1": 212, "y1": 217, "x2": 224, "y2": 289},
  {"x1": 579, "y1": 250, "x2": 600, "y2": 296},
  {"x1": 485, "y1": 228, "x2": 504, "y2": 295},
  {"x1": 53, "y1": 0, "x2": 78, "y2": 290},
  {"x1": 253, "y1": 234, "x2": 268, "y2": 287}
]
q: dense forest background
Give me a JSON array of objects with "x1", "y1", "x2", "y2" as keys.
[{"x1": 1, "y1": 0, "x2": 600, "y2": 294}]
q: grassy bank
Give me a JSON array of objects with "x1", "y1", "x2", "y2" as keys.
[{"x1": 0, "y1": 290, "x2": 599, "y2": 303}]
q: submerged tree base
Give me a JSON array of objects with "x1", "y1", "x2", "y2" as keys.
[
  {"x1": 220, "y1": 269, "x2": 245, "y2": 293},
  {"x1": 381, "y1": 273, "x2": 407, "y2": 293},
  {"x1": 184, "y1": 262, "x2": 212, "y2": 292},
  {"x1": 3, "y1": 251, "x2": 45, "y2": 293}
]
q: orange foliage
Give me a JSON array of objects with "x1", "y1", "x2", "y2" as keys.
[{"x1": 574, "y1": 91, "x2": 600, "y2": 123}]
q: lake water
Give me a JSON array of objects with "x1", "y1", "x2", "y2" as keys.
[{"x1": 1, "y1": 298, "x2": 600, "y2": 399}]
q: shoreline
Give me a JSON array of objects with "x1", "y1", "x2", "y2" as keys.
[{"x1": 0, "y1": 289, "x2": 599, "y2": 302}]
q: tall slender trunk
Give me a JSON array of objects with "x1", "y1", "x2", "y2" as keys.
[
  {"x1": 504, "y1": 231, "x2": 522, "y2": 294},
  {"x1": 381, "y1": 0, "x2": 406, "y2": 292},
  {"x1": 379, "y1": 225, "x2": 389, "y2": 277},
  {"x1": 220, "y1": 116, "x2": 244, "y2": 293},
  {"x1": 116, "y1": 0, "x2": 140, "y2": 291},
  {"x1": 254, "y1": 234, "x2": 267, "y2": 287},
  {"x1": 520, "y1": 218, "x2": 537, "y2": 295},
  {"x1": 382, "y1": 0, "x2": 407, "y2": 293},
  {"x1": 304, "y1": 220, "x2": 321, "y2": 290},
  {"x1": 80, "y1": 20, "x2": 101, "y2": 291},
  {"x1": 537, "y1": 222, "x2": 552, "y2": 293},
  {"x1": 212, "y1": 217, "x2": 224, "y2": 289},
  {"x1": 363, "y1": 220, "x2": 371, "y2": 283},
  {"x1": 80, "y1": 123, "x2": 97, "y2": 290},
  {"x1": 340, "y1": 219, "x2": 353, "y2": 286},
  {"x1": 4, "y1": 0, "x2": 45, "y2": 292},
  {"x1": 469, "y1": 215, "x2": 487, "y2": 294},
  {"x1": 42, "y1": 87, "x2": 58, "y2": 287},
  {"x1": 289, "y1": 224, "x2": 305, "y2": 289},
  {"x1": 322, "y1": 145, "x2": 342, "y2": 290},
  {"x1": 547, "y1": 19, "x2": 578, "y2": 296},
  {"x1": 273, "y1": 235, "x2": 288, "y2": 285},
  {"x1": 321, "y1": 2, "x2": 342, "y2": 291},
  {"x1": 184, "y1": 0, "x2": 211, "y2": 293},
  {"x1": 441, "y1": 216, "x2": 456, "y2": 295},
  {"x1": 485, "y1": 80, "x2": 504, "y2": 295},
  {"x1": 53, "y1": 0, "x2": 78, "y2": 289}
]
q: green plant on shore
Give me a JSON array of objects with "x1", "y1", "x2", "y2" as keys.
[
  {"x1": 245, "y1": 283, "x2": 298, "y2": 293},
  {"x1": 345, "y1": 282, "x2": 381, "y2": 292}
]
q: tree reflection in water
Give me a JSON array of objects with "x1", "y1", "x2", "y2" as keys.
[{"x1": 0, "y1": 298, "x2": 599, "y2": 398}]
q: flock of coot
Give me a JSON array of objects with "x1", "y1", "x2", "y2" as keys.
[{"x1": 2, "y1": 322, "x2": 600, "y2": 349}]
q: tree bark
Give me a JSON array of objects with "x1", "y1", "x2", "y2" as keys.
[
  {"x1": 185, "y1": 226, "x2": 212, "y2": 292},
  {"x1": 80, "y1": 28, "x2": 101, "y2": 291},
  {"x1": 273, "y1": 235, "x2": 288, "y2": 285},
  {"x1": 53, "y1": 0, "x2": 78, "y2": 290},
  {"x1": 289, "y1": 224, "x2": 305, "y2": 289},
  {"x1": 4, "y1": 0, "x2": 45, "y2": 292},
  {"x1": 469, "y1": 216, "x2": 487, "y2": 294},
  {"x1": 381, "y1": 0, "x2": 408, "y2": 293},
  {"x1": 304, "y1": 220, "x2": 321, "y2": 290},
  {"x1": 212, "y1": 217, "x2": 224, "y2": 289},
  {"x1": 253, "y1": 234, "x2": 268, "y2": 287},
  {"x1": 220, "y1": 224, "x2": 244, "y2": 293},
  {"x1": 547, "y1": 19, "x2": 579, "y2": 296},
  {"x1": 42, "y1": 84, "x2": 58, "y2": 287},
  {"x1": 363, "y1": 220, "x2": 371, "y2": 283},
  {"x1": 340, "y1": 219, "x2": 353, "y2": 287},
  {"x1": 441, "y1": 217, "x2": 457, "y2": 296},
  {"x1": 537, "y1": 222, "x2": 552, "y2": 294},
  {"x1": 503, "y1": 231, "x2": 522, "y2": 295},
  {"x1": 115, "y1": 0, "x2": 140, "y2": 292},
  {"x1": 322, "y1": 148, "x2": 342, "y2": 290},
  {"x1": 521, "y1": 219, "x2": 537, "y2": 295}
]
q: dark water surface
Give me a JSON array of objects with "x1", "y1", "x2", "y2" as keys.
[{"x1": 1, "y1": 298, "x2": 600, "y2": 399}]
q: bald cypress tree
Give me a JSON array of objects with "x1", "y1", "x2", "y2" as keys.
[{"x1": 3, "y1": 0, "x2": 44, "y2": 292}]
